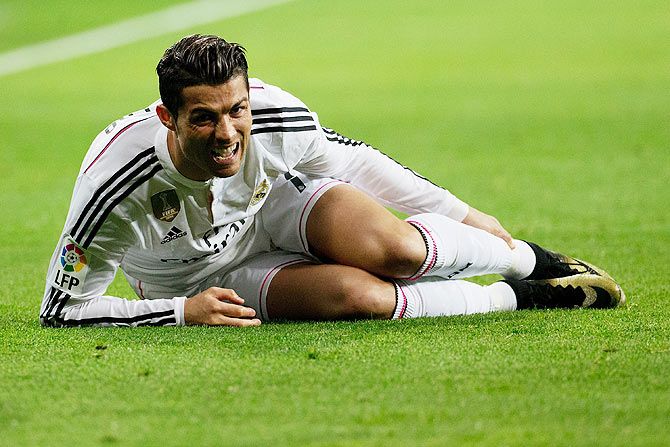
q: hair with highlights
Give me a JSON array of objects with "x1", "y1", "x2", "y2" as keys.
[{"x1": 156, "y1": 34, "x2": 249, "y2": 116}]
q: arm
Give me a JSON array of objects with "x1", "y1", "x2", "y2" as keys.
[
  {"x1": 295, "y1": 128, "x2": 469, "y2": 220},
  {"x1": 250, "y1": 79, "x2": 512, "y2": 246},
  {"x1": 295, "y1": 127, "x2": 514, "y2": 247},
  {"x1": 41, "y1": 174, "x2": 260, "y2": 327},
  {"x1": 43, "y1": 273, "x2": 260, "y2": 327},
  {"x1": 40, "y1": 203, "x2": 187, "y2": 327}
]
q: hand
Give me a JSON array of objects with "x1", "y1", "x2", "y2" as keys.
[
  {"x1": 184, "y1": 287, "x2": 261, "y2": 327},
  {"x1": 461, "y1": 206, "x2": 515, "y2": 249}
]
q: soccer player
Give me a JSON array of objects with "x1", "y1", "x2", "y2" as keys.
[{"x1": 40, "y1": 35, "x2": 624, "y2": 327}]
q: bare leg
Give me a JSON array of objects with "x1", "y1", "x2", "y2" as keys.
[
  {"x1": 307, "y1": 186, "x2": 534, "y2": 281},
  {"x1": 266, "y1": 262, "x2": 396, "y2": 320},
  {"x1": 262, "y1": 175, "x2": 533, "y2": 284},
  {"x1": 306, "y1": 184, "x2": 426, "y2": 278},
  {"x1": 264, "y1": 261, "x2": 519, "y2": 321}
]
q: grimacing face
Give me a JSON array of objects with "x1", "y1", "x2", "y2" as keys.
[{"x1": 157, "y1": 75, "x2": 252, "y2": 181}]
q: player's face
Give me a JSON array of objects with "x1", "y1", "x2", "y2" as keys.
[{"x1": 162, "y1": 75, "x2": 252, "y2": 181}]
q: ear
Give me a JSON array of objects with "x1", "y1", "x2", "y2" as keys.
[{"x1": 156, "y1": 104, "x2": 176, "y2": 131}]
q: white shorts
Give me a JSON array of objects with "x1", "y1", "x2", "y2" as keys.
[
  {"x1": 126, "y1": 173, "x2": 344, "y2": 317},
  {"x1": 207, "y1": 173, "x2": 344, "y2": 321}
]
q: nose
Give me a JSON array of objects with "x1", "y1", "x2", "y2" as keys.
[{"x1": 215, "y1": 115, "x2": 236, "y2": 142}]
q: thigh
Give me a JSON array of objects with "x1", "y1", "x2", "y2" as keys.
[
  {"x1": 267, "y1": 262, "x2": 396, "y2": 321},
  {"x1": 219, "y1": 249, "x2": 396, "y2": 321},
  {"x1": 306, "y1": 184, "x2": 426, "y2": 278},
  {"x1": 261, "y1": 172, "x2": 425, "y2": 278},
  {"x1": 218, "y1": 251, "x2": 311, "y2": 321},
  {"x1": 260, "y1": 173, "x2": 343, "y2": 255}
]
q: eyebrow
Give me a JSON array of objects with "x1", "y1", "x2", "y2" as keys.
[{"x1": 190, "y1": 98, "x2": 248, "y2": 115}]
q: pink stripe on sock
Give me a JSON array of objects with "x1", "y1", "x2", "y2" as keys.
[
  {"x1": 406, "y1": 219, "x2": 438, "y2": 280},
  {"x1": 392, "y1": 281, "x2": 408, "y2": 319}
]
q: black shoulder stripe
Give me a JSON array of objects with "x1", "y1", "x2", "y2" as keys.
[
  {"x1": 251, "y1": 125, "x2": 317, "y2": 135},
  {"x1": 253, "y1": 115, "x2": 314, "y2": 125},
  {"x1": 71, "y1": 147, "x2": 156, "y2": 239},
  {"x1": 82, "y1": 163, "x2": 163, "y2": 248},
  {"x1": 252, "y1": 106, "x2": 309, "y2": 116}
]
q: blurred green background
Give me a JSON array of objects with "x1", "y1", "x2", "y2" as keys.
[{"x1": 1, "y1": 1, "x2": 668, "y2": 445}]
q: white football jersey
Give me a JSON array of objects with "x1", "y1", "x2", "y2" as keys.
[{"x1": 40, "y1": 78, "x2": 469, "y2": 327}]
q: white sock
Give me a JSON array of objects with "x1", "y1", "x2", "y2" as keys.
[
  {"x1": 405, "y1": 213, "x2": 536, "y2": 280},
  {"x1": 391, "y1": 278, "x2": 517, "y2": 319},
  {"x1": 503, "y1": 240, "x2": 536, "y2": 279}
]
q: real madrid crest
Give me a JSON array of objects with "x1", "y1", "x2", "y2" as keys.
[
  {"x1": 151, "y1": 189, "x2": 181, "y2": 222},
  {"x1": 249, "y1": 179, "x2": 271, "y2": 207}
]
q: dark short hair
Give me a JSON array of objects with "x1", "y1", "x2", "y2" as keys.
[{"x1": 156, "y1": 34, "x2": 249, "y2": 117}]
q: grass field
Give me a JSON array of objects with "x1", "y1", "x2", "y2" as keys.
[{"x1": 1, "y1": 0, "x2": 669, "y2": 445}]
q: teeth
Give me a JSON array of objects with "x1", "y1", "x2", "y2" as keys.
[{"x1": 212, "y1": 142, "x2": 237, "y2": 157}]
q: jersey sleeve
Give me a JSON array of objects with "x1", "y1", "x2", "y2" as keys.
[
  {"x1": 40, "y1": 172, "x2": 185, "y2": 328},
  {"x1": 294, "y1": 126, "x2": 470, "y2": 221},
  {"x1": 249, "y1": 79, "x2": 469, "y2": 219}
]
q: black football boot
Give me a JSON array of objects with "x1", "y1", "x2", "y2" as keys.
[{"x1": 505, "y1": 274, "x2": 625, "y2": 310}]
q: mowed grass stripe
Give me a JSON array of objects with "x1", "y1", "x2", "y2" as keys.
[
  {"x1": 0, "y1": 0, "x2": 294, "y2": 77},
  {"x1": 1, "y1": 0, "x2": 669, "y2": 445}
]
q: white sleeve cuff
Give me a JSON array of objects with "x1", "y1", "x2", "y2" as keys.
[
  {"x1": 447, "y1": 199, "x2": 470, "y2": 222},
  {"x1": 173, "y1": 296, "x2": 187, "y2": 326}
]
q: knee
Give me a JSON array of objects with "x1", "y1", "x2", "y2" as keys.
[
  {"x1": 335, "y1": 276, "x2": 395, "y2": 319},
  {"x1": 372, "y1": 224, "x2": 427, "y2": 278}
]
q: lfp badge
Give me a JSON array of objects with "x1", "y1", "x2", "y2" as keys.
[{"x1": 60, "y1": 243, "x2": 88, "y2": 272}]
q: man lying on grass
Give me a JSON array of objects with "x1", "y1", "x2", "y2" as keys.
[{"x1": 40, "y1": 34, "x2": 625, "y2": 327}]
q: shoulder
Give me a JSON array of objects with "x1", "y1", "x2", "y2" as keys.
[
  {"x1": 249, "y1": 78, "x2": 309, "y2": 110},
  {"x1": 80, "y1": 101, "x2": 164, "y2": 186},
  {"x1": 248, "y1": 78, "x2": 319, "y2": 137}
]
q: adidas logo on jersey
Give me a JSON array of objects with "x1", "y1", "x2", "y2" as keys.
[{"x1": 161, "y1": 226, "x2": 187, "y2": 244}]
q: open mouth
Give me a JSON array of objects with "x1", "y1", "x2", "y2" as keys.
[{"x1": 211, "y1": 142, "x2": 240, "y2": 164}]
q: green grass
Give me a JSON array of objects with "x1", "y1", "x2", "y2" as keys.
[
  {"x1": 0, "y1": 0, "x2": 186, "y2": 51},
  {"x1": 1, "y1": 0, "x2": 669, "y2": 445}
]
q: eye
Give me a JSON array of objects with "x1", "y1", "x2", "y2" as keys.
[
  {"x1": 230, "y1": 103, "x2": 247, "y2": 117},
  {"x1": 191, "y1": 112, "x2": 215, "y2": 125}
]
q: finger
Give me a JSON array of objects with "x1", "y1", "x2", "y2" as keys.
[
  {"x1": 209, "y1": 287, "x2": 245, "y2": 304},
  {"x1": 488, "y1": 226, "x2": 515, "y2": 250},
  {"x1": 498, "y1": 229, "x2": 515, "y2": 249},
  {"x1": 217, "y1": 302, "x2": 257, "y2": 318},
  {"x1": 219, "y1": 316, "x2": 262, "y2": 327}
]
